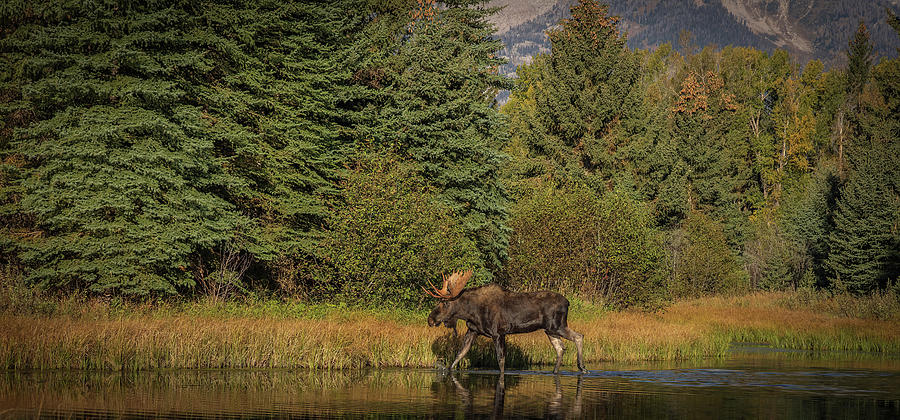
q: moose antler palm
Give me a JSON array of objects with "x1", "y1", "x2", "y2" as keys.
[{"x1": 423, "y1": 270, "x2": 472, "y2": 299}]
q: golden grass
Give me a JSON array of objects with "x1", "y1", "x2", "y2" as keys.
[
  {"x1": 662, "y1": 292, "x2": 900, "y2": 353},
  {"x1": 0, "y1": 316, "x2": 449, "y2": 370},
  {"x1": 1, "y1": 291, "x2": 898, "y2": 371},
  {"x1": 0, "y1": 311, "x2": 730, "y2": 370}
]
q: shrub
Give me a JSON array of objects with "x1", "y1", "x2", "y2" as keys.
[
  {"x1": 668, "y1": 211, "x2": 746, "y2": 298},
  {"x1": 312, "y1": 154, "x2": 482, "y2": 307},
  {"x1": 743, "y1": 209, "x2": 807, "y2": 290},
  {"x1": 506, "y1": 183, "x2": 667, "y2": 308}
]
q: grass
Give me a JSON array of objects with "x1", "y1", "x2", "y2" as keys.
[
  {"x1": 663, "y1": 292, "x2": 900, "y2": 354},
  {"x1": 1, "y1": 284, "x2": 899, "y2": 371}
]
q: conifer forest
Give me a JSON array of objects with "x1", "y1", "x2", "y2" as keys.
[{"x1": 2, "y1": 0, "x2": 899, "y2": 309}]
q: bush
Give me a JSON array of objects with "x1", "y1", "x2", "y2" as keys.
[
  {"x1": 312, "y1": 154, "x2": 483, "y2": 307},
  {"x1": 505, "y1": 183, "x2": 667, "y2": 308},
  {"x1": 668, "y1": 211, "x2": 746, "y2": 298},
  {"x1": 743, "y1": 209, "x2": 807, "y2": 290}
]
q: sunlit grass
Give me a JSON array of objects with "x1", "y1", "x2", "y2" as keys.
[
  {"x1": 0, "y1": 315, "x2": 448, "y2": 370},
  {"x1": 663, "y1": 292, "x2": 900, "y2": 354},
  {"x1": 1, "y1": 290, "x2": 898, "y2": 371}
]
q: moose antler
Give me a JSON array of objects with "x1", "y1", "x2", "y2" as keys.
[
  {"x1": 422, "y1": 270, "x2": 472, "y2": 299},
  {"x1": 423, "y1": 274, "x2": 450, "y2": 298}
]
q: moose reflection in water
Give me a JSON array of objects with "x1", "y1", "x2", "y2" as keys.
[
  {"x1": 3, "y1": 359, "x2": 899, "y2": 418},
  {"x1": 439, "y1": 372, "x2": 584, "y2": 419},
  {"x1": 425, "y1": 270, "x2": 587, "y2": 374}
]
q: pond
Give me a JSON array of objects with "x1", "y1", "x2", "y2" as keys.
[{"x1": 2, "y1": 349, "x2": 899, "y2": 418}]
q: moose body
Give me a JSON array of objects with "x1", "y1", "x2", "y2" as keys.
[{"x1": 426, "y1": 274, "x2": 587, "y2": 374}]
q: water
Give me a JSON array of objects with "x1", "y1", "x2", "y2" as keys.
[{"x1": 2, "y1": 350, "x2": 899, "y2": 418}]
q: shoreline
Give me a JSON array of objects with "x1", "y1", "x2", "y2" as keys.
[{"x1": 2, "y1": 292, "x2": 898, "y2": 371}]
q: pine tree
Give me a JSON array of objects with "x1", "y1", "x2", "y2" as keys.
[
  {"x1": 827, "y1": 147, "x2": 896, "y2": 293},
  {"x1": 358, "y1": 0, "x2": 511, "y2": 274},
  {"x1": 0, "y1": 1, "x2": 356, "y2": 294},
  {"x1": 523, "y1": 0, "x2": 641, "y2": 187},
  {"x1": 847, "y1": 20, "x2": 873, "y2": 99}
]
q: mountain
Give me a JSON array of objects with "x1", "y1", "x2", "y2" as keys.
[{"x1": 489, "y1": 0, "x2": 900, "y2": 80}]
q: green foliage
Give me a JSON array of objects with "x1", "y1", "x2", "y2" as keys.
[
  {"x1": 505, "y1": 182, "x2": 666, "y2": 308},
  {"x1": 847, "y1": 20, "x2": 874, "y2": 98},
  {"x1": 353, "y1": 0, "x2": 511, "y2": 275},
  {"x1": 0, "y1": 1, "x2": 360, "y2": 295},
  {"x1": 313, "y1": 154, "x2": 482, "y2": 307},
  {"x1": 504, "y1": 0, "x2": 641, "y2": 188},
  {"x1": 501, "y1": 3, "x2": 899, "y2": 301},
  {"x1": 1, "y1": 0, "x2": 898, "y2": 303},
  {"x1": 669, "y1": 211, "x2": 746, "y2": 298},
  {"x1": 744, "y1": 211, "x2": 801, "y2": 291},
  {"x1": 827, "y1": 145, "x2": 898, "y2": 293},
  {"x1": 745, "y1": 165, "x2": 839, "y2": 291},
  {"x1": 826, "y1": 30, "x2": 900, "y2": 294},
  {"x1": 1, "y1": 2, "x2": 248, "y2": 294},
  {"x1": 779, "y1": 165, "x2": 840, "y2": 287}
]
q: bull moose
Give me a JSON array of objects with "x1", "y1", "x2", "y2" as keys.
[{"x1": 425, "y1": 270, "x2": 587, "y2": 374}]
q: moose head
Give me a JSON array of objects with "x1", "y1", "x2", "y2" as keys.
[{"x1": 424, "y1": 270, "x2": 471, "y2": 328}]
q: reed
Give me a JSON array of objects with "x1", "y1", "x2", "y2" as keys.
[{"x1": 1, "y1": 291, "x2": 898, "y2": 371}]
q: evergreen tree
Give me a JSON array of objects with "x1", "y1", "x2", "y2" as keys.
[
  {"x1": 196, "y1": 1, "x2": 359, "y2": 290},
  {"x1": 0, "y1": 1, "x2": 356, "y2": 294},
  {"x1": 827, "y1": 146, "x2": 896, "y2": 293},
  {"x1": 827, "y1": 15, "x2": 900, "y2": 292},
  {"x1": 1, "y1": 2, "x2": 243, "y2": 294},
  {"x1": 657, "y1": 47, "x2": 751, "y2": 243},
  {"x1": 358, "y1": 0, "x2": 511, "y2": 274},
  {"x1": 526, "y1": 0, "x2": 641, "y2": 187},
  {"x1": 889, "y1": 8, "x2": 900, "y2": 50},
  {"x1": 847, "y1": 20, "x2": 873, "y2": 99},
  {"x1": 501, "y1": 53, "x2": 555, "y2": 194}
]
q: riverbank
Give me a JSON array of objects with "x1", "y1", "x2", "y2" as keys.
[{"x1": 1, "y1": 291, "x2": 898, "y2": 370}]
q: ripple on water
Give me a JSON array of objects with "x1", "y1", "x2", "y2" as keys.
[{"x1": 2, "y1": 355, "x2": 899, "y2": 419}]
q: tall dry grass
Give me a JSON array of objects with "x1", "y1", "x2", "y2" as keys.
[
  {"x1": 0, "y1": 311, "x2": 729, "y2": 370},
  {"x1": 1, "y1": 291, "x2": 898, "y2": 371},
  {"x1": 663, "y1": 292, "x2": 900, "y2": 354},
  {"x1": 0, "y1": 316, "x2": 447, "y2": 370}
]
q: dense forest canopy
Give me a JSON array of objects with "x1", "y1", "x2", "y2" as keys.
[{"x1": 1, "y1": 0, "x2": 898, "y2": 307}]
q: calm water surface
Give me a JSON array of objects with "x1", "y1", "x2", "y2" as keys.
[{"x1": 2, "y1": 350, "x2": 899, "y2": 418}]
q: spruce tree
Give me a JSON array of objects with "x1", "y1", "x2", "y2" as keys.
[
  {"x1": 195, "y1": 1, "x2": 358, "y2": 286},
  {"x1": 889, "y1": 8, "x2": 900, "y2": 34},
  {"x1": 847, "y1": 20, "x2": 873, "y2": 99},
  {"x1": 358, "y1": 0, "x2": 511, "y2": 274},
  {"x1": 827, "y1": 15, "x2": 900, "y2": 292},
  {"x1": 0, "y1": 1, "x2": 355, "y2": 294},
  {"x1": 520, "y1": 0, "x2": 641, "y2": 187},
  {"x1": 1, "y1": 2, "x2": 244, "y2": 293},
  {"x1": 657, "y1": 47, "x2": 750, "y2": 241},
  {"x1": 827, "y1": 146, "x2": 896, "y2": 293}
]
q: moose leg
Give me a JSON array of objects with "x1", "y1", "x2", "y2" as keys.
[
  {"x1": 560, "y1": 327, "x2": 587, "y2": 373},
  {"x1": 444, "y1": 319, "x2": 457, "y2": 338},
  {"x1": 546, "y1": 333, "x2": 565, "y2": 374},
  {"x1": 493, "y1": 335, "x2": 506, "y2": 374},
  {"x1": 449, "y1": 330, "x2": 477, "y2": 371}
]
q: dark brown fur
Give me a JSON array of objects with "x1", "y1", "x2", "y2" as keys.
[{"x1": 428, "y1": 284, "x2": 587, "y2": 374}]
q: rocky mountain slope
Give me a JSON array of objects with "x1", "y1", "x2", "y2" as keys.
[{"x1": 488, "y1": 0, "x2": 900, "y2": 79}]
